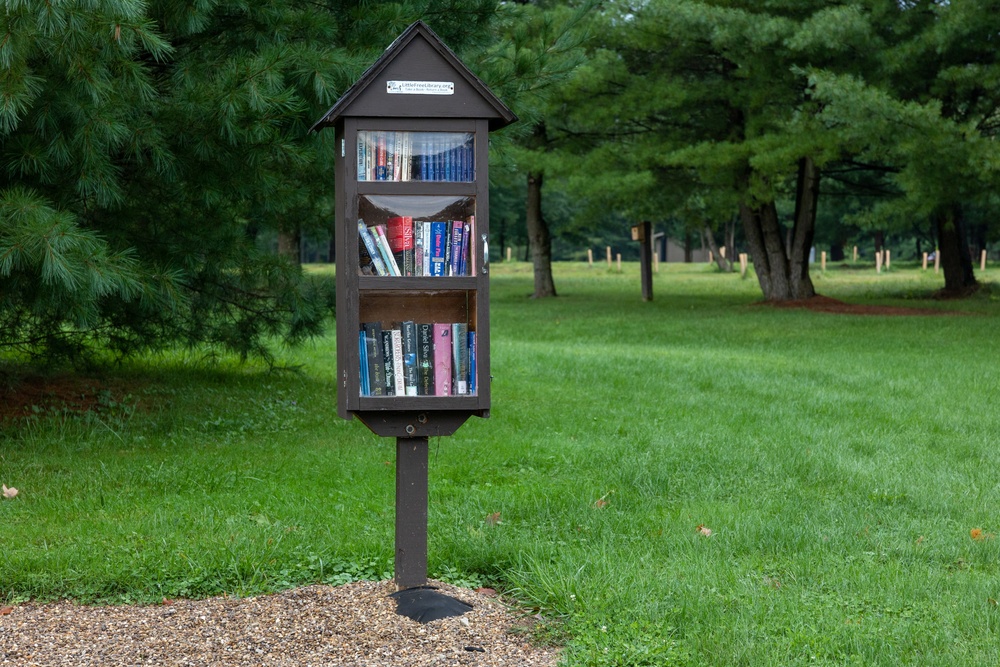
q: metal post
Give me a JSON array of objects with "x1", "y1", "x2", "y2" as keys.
[{"x1": 395, "y1": 436, "x2": 428, "y2": 590}]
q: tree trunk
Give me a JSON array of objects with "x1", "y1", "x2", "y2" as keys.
[
  {"x1": 936, "y1": 202, "x2": 978, "y2": 295},
  {"x1": 526, "y1": 170, "x2": 557, "y2": 298},
  {"x1": 278, "y1": 228, "x2": 301, "y2": 265},
  {"x1": 702, "y1": 225, "x2": 732, "y2": 272},
  {"x1": 740, "y1": 158, "x2": 818, "y2": 301}
]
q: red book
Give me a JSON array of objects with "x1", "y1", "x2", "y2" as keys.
[{"x1": 387, "y1": 216, "x2": 414, "y2": 276}]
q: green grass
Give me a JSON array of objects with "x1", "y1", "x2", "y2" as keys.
[{"x1": 3, "y1": 260, "x2": 1000, "y2": 665}]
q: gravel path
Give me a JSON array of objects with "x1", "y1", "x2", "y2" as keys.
[{"x1": 0, "y1": 580, "x2": 561, "y2": 666}]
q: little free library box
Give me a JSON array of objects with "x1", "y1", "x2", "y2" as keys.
[{"x1": 312, "y1": 21, "x2": 516, "y2": 590}]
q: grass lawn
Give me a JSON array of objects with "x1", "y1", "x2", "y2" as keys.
[{"x1": 2, "y1": 259, "x2": 1000, "y2": 665}]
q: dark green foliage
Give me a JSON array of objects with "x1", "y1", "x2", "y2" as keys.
[{"x1": 0, "y1": 1, "x2": 499, "y2": 363}]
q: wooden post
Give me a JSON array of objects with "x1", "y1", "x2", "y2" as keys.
[
  {"x1": 885, "y1": 249, "x2": 891, "y2": 270},
  {"x1": 981, "y1": 249, "x2": 987, "y2": 271},
  {"x1": 739, "y1": 253, "x2": 748, "y2": 277},
  {"x1": 616, "y1": 253, "x2": 622, "y2": 273},
  {"x1": 395, "y1": 437, "x2": 429, "y2": 590},
  {"x1": 821, "y1": 251, "x2": 827, "y2": 272},
  {"x1": 922, "y1": 252, "x2": 928, "y2": 270},
  {"x1": 653, "y1": 250, "x2": 659, "y2": 274},
  {"x1": 636, "y1": 221, "x2": 653, "y2": 301},
  {"x1": 606, "y1": 246, "x2": 612, "y2": 269},
  {"x1": 853, "y1": 246, "x2": 858, "y2": 262},
  {"x1": 506, "y1": 247, "x2": 512, "y2": 262},
  {"x1": 587, "y1": 248, "x2": 593, "y2": 267},
  {"x1": 876, "y1": 250, "x2": 883, "y2": 274},
  {"x1": 934, "y1": 250, "x2": 940, "y2": 273}
]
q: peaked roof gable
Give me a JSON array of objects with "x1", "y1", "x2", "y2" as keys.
[{"x1": 311, "y1": 21, "x2": 517, "y2": 132}]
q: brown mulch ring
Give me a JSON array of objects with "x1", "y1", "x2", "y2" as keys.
[
  {"x1": 756, "y1": 295, "x2": 970, "y2": 316},
  {"x1": 0, "y1": 580, "x2": 561, "y2": 667},
  {"x1": 0, "y1": 373, "x2": 143, "y2": 421}
]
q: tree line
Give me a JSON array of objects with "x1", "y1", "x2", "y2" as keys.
[{"x1": 2, "y1": 0, "x2": 996, "y2": 361}]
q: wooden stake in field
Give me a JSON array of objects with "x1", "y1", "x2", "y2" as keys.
[
  {"x1": 821, "y1": 251, "x2": 827, "y2": 273},
  {"x1": 934, "y1": 250, "x2": 940, "y2": 273},
  {"x1": 506, "y1": 247, "x2": 512, "y2": 262},
  {"x1": 606, "y1": 246, "x2": 612, "y2": 269},
  {"x1": 876, "y1": 250, "x2": 883, "y2": 274},
  {"x1": 653, "y1": 250, "x2": 659, "y2": 274},
  {"x1": 739, "y1": 252, "x2": 748, "y2": 277},
  {"x1": 922, "y1": 252, "x2": 928, "y2": 270},
  {"x1": 886, "y1": 249, "x2": 891, "y2": 270},
  {"x1": 853, "y1": 246, "x2": 858, "y2": 262},
  {"x1": 981, "y1": 249, "x2": 987, "y2": 271},
  {"x1": 616, "y1": 253, "x2": 622, "y2": 273},
  {"x1": 587, "y1": 248, "x2": 593, "y2": 267}
]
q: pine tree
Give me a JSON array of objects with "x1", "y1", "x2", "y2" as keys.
[{"x1": 0, "y1": 1, "x2": 502, "y2": 362}]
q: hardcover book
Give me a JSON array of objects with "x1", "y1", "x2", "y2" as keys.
[
  {"x1": 416, "y1": 323, "x2": 435, "y2": 396},
  {"x1": 362, "y1": 322, "x2": 385, "y2": 396},
  {"x1": 401, "y1": 321, "x2": 418, "y2": 396},
  {"x1": 381, "y1": 330, "x2": 395, "y2": 395},
  {"x1": 433, "y1": 323, "x2": 452, "y2": 396},
  {"x1": 468, "y1": 331, "x2": 476, "y2": 395},
  {"x1": 390, "y1": 329, "x2": 405, "y2": 396},
  {"x1": 358, "y1": 330, "x2": 370, "y2": 396},
  {"x1": 387, "y1": 216, "x2": 415, "y2": 276},
  {"x1": 451, "y1": 323, "x2": 469, "y2": 395},
  {"x1": 429, "y1": 221, "x2": 447, "y2": 277}
]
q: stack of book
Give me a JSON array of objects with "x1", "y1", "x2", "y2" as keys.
[
  {"x1": 357, "y1": 131, "x2": 474, "y2": 182},
  {"x1": 359, "y1": 322, "x2": 476, "y2": 397},
  {"x1": 359, "y1": 216, "x2": 475, "y2": 277}
]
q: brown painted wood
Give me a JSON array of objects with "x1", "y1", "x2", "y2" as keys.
[{"x1": 395, "y1": 437, "x2": 428, "y2": 589}]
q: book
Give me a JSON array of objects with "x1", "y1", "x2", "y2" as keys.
[
  {"x1": 414, "y1": 231, "x2": 424, "y2": 277},
  {"x1": 468, "y1": 331, "x2": 476, "y2": 395},
  {"x1": 381, "y1": 329, "x2": 395, "y2": 395},
  {"x1": 373, "y1": 224, "x2": 401, "y2": 276},
  {"x1": 362, "y1": 322, "x2": 385, "y2": 396},
  {"x1": 376, "y1": 133, "x2": 387, "y2": 180},
  {"x1": 468, "y1": 215, "x2": 476, "y2": 276},
  {"x1": 433, "y1": 323, "x2": 452, "y2": 396},
  {"x1": 358, "y1": 220, "x2": 389, "y2": 276},
  {"x1": 416, "y1": 323, "x2": 435, "y2": 395},
  {"x1": 448, "y1": 220, "x2": 464, "y2": 276},
  {"x1": 451, "y1": 323, "x2": 469, "y2": 395},
  {"x1": 387, "y1": 216, "x2": 415, "y2": 276},
  {"x1": 422, "y1": 222, "x2": 431, "y2": 276},
  {"x1": 390, "y1": 329, "x2": 405, "y2": 397},
  {"x1": 359, "y1": 330, "x2": 370, "y2": 396},
  {"x1": 457, "y1": 219, "x2": 470, "y2": 277},
  {"x1": 401, "y1": 321, "x2": 418, "y2": 396},
  {"x1": 429, "y1": 221, "x2": 447, "y2": 276}
]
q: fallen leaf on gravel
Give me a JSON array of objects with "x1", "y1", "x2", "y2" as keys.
[
  {"x1": 476, "y1": 587, "x2": 497, "y2": 597},
  {"x1": 2, "y1": 485, "x2": 17, "y2": 499},
  {"x1": 0, "y1": 606, "x2": 13, "y2": 615}
]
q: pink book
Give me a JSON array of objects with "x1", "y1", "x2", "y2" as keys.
[{"x1": 433, "y1": 323, "x2": 453, "y2": 396}]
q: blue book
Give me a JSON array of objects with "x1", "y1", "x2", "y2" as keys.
[
  {"x1": 359, "y1": 330, "x2": 370, "y2": 396},
  {"x1": 467, "y1": 331, "x2": 476, "y2": 395},
  {"x1": 429, "y1": 221, "x2": 448, "y2": 276}
]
